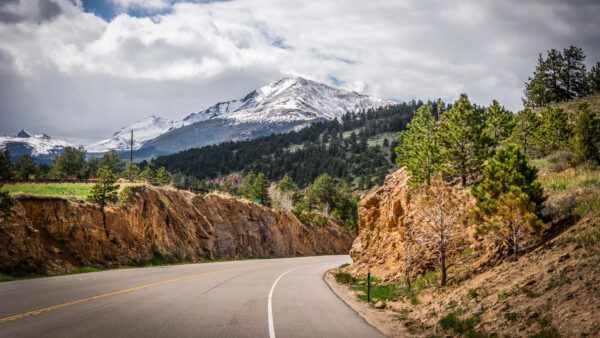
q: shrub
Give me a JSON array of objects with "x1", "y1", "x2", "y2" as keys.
[
  {"x1": 118, "y1": 186, "x2": 136, "y2": 208},
  {"x1": 530, "y1": 327, "x2": 559, "y2": 338},
  {"x1": 158, "y1": 196, "x2": 169, "y2": 210},
  {"x1": 335, "y1": 271, "x2": 356, "y2": 284}
]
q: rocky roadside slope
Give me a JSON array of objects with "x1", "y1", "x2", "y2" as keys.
[
  {"x1": 0, "y1": 185, "x2": 354, "y2": 275},
  {"x1": 337, "y1": 168, "x2": 600, "y2": 337}
]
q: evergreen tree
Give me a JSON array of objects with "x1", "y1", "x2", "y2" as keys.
[
  {"x1": 99, "y1": 150, "x2": 125, "y2": 174},
  {"x1": 0, "y1": 184, "x2": 14, "y2": 217},
  {"x1": 510, "y1": 108, "x2": 542, "y2": 156},
  {"x1": 572, "y1": 102, "x2": 600, "y2": 164},
  {"x1": 306, "y1": 173, "x2": 337, "y2": 216},
  {"x1": 140, "y1": 162, "x2": 157, "y2": 183},
  {"x1": 84, "y1": 157, "x2": 100, "y2": 178},
  {"x1": 238, "y1": 172, "x2": 256, "y2": 199},
  {"x1": 87, "y1": 166, "x2": 119, "y2": 237},
  {"x1": 395, "y1": 104, "x2": 441, "y2": 186},
  {"x1": 118, "y1": 186, "x2": 136, "y2": 208},
  {"x1": 14, "y1": 155, "x2": 36, "y2": 181},
  {"x1": 0, "y1": 149, "x2": 13, "y2": 180},
  {"x1": 156, "y1": 166, "x2": 171, "y2": 185},
  {"x1": 51, "y1": 146, "x2": 87, "y2": 178},
  {"x1": 278, "y1": 174, "x2": 298, "y2": 192},
  {"x1": 589, "y1": 62, "x2": 600, "y2": 93},
  {"x1": 472, "y1": 144, "x2": 545, "y2": 218},
  {"x1": 540, "y1": 106, "x2": 572, "y2": 152},
  {"x1": 483, "y1": 100, "x2": 514, "y2": 148},
  {"x1": 560, "y1": 45, "x2": 589, "y2": 99},
  {"x1": 122, "y1": 162, "x2": 141, "y2": 181},
  {"x1": 523, "y1": 53, "x2": 551, "y2": 108},
  {"x1": 252, "y1": 173, "x2": 270, "y2": 206},
  {"x1": 438, "y1": 94, "x2": 489, "y2": 185}
]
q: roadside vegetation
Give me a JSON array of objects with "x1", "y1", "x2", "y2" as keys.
[{"x1": 334, "y1": 46, "x2": 600, "y2": 337}]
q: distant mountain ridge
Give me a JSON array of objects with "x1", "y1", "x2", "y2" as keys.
[
  {"x1": 2, "y1": 76, "x2": 392, "y2": 162},
  {"x1": 0, "y1": 130, "x2": 72, "y2": 164}
]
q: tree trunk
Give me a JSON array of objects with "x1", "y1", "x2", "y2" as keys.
[
  {"x1": 440, "y1": 249, "x2": 447, "y2": 286},
  {"x1": 405, "y1": 266, "x2": 412, "y2": 291},
  {"x1": 513, "y1": 229, "x2": 519, "y2": 261}
]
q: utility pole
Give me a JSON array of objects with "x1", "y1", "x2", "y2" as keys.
[{"x1": 130, "y1": 129, "x2": 133, "y2": 163}]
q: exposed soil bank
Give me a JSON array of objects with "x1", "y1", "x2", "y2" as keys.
[{"x1": 0, "y1": 186, "x2": 354, "y2": 275}]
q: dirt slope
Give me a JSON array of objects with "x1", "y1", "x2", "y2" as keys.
[{"x1": 0, "y1": 185, "x2": 353, "y2": 275}]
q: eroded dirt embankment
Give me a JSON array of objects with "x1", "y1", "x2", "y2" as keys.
[{"x1": 0, "y1": 186, "x2": 354, "y2": 275}]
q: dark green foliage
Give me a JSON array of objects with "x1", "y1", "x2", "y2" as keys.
[
  {"x1": 510, "y1": 108, "x2": 542, "y2": 156},
  {"x1": 524, "y1": 46, "x2": 595, "y2": 107},
  {"x1": 153, "y1": 104, "x2": 417, "y2": 189},
  {"x1": 439, "y1": 312, "x2": 479, "y2": 335},
  {"x1": 306, "y1": 173, "x2": 337, "y2": 215},
  {"x1": 51, "y1": 146, "x2": 87, "y2": 178},
  {"x1": 472, "y1": 144, "x2": 545, "y2": 218},
  {"x1": 438, "y1": 94, "x2": 489, "y2": 185},
  {"x1": 590, "y1": 62, "x2": 600, "y2": 93},
  {"x1": 84, "y1": 157, "x2": 99, "y2": 178},
  {"x1": 572, "y1": 102, "x2": 600, "y2": 165},
  {"x1": 334, "y1": 271, "x2": 356, "y2": 284},
  {"x1": 0, "y1": 149, "x2": 14, "y2": 180},
  {"x1": 122, "y1": 162, "x2": 140, "y2": 181},
  {"x1": 0, "y1": 184, "x2": 14, "y2": 217},
  {"x1": 99, "y1": 150, "x2": 125, "y2": 174},
  {"x1": 238, "y1": 172, "x2": 270, "y2": 206},
  {"x1": 87, "y1": 166, "x2": 119, "y2": 207},
  {"x1": 277, "y1": 174, "x2": 297, "y2": 192},
  {"x1": 14, "y1": 155, "x2": 36, "y2": 180},
  {"x1": 118, "y1": 186, "x2": 136, "y2": 208},
  {"x1": 483, "y1": 100, "x2": 514, "y2": 148},
  {"x1": 140, "y1": 162, "x2": 156, "y2": 183},
  {"x1": 540, "y1": 106, "x2": 572, "y2": 153},
  {"x1": 395, "y1": 103, "x2": 441, "y2": 186},
  {"x1": 155, "y1": 166, "x2": 171, "y2": 185}
]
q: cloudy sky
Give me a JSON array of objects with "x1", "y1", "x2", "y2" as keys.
[{"x1": 0, "y1": 0, "x2": 599, "y2": 144}]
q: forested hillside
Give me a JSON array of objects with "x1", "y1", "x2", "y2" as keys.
[{"x1": 152, "y1": 102, "x2": 423, "y2": 188}]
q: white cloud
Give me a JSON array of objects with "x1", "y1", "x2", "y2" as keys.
[{"x1": 1, "y1": 0, "x2": 599, "y2": 144}]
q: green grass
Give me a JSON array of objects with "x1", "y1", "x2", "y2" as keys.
[
  {"x1": 335, "y1": 271, "x2": 356, "y2": 284},
  {"x1": 529, "y1": 327, "x2": 559, "y2": 338},
  {"x1": 439, "y1": 312, "x2": 481, "y2": 335},
  {"x1": 3, "y1": 183, "x2": 93, "y2": 199}
]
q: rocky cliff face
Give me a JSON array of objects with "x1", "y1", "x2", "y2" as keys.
[
  {"x1": 0, "y1": 186, "x2": 353, "y2": 275},
  {"x1": 347, "y1": 168, "x2": 476, "y2": 282}
]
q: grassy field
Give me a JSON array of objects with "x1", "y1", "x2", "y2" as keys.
[{"x1": 1, "y1": 182, "x2": 143, "y2": 200}]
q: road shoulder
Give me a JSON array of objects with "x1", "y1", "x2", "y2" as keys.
[{"x1": 323, "y1": 269, "x2": 413, "y2": 338}]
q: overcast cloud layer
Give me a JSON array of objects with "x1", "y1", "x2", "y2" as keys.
[{"x1": 1, "y1": 0, "x2": 599, "y2": 144}]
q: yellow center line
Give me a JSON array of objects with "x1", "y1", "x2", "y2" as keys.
[{"x1": 0, "y1": 262, "x2": 280, "y2": 324}]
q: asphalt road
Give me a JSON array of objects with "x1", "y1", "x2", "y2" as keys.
[{"x1": 0, "y1": 256, "x2": 383, "y2": 338}]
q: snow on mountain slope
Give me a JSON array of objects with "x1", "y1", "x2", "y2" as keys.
[
  {"x1": 221, "y1": 77, "x2": 390, "y2": 124},
  {"x1": 86, "y1": 116, "x2": 178, "y2": 153},
  {"x1": 88, "y1": 76, "x2": 392, "y2": 157},
  {"x1": 0, "y1": 130, "x2": 72, "y2": 163}
]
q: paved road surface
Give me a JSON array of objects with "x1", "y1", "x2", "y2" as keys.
[{"x1": 0, "y1": 256, "x2": 382, "y2": 337}]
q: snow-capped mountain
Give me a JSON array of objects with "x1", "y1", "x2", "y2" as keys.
[
  {"x1": 0, "y1": 130, "x2": 72, "y2": 163},
  {"x1": 84, "y1": 76, "x2": 391, "y2": 159},
  {"x1": 136, "y1": 77, "x2": 392, "y2": 157},
  {"x1": 86, "y1": 116, "x2": 179, "y2": 153}
]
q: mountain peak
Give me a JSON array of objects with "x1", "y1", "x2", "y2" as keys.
[{"x1": 16, "y1": 129, "x2": 31, "y2": 138}]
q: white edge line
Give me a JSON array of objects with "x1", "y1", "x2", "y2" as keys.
[{"x1": 268, "y1": 267, "x2": 300, "y2": 338}]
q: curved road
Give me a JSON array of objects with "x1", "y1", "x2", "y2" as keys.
[{"x1": 0, "y1": 256, "x2": 382, "y2": 338}]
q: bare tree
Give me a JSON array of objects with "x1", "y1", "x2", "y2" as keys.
[
  {"x1": 412, "y1": 174, "x2": 469, "y2": 286},
  {"x1": 400, "y1": 218, "x2": 424, "y2": 291}
]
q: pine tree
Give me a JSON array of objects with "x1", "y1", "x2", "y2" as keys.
[
  {"x1": 0, "y1": 184, "x2": 14, "y2": 217},
  {"x1": 483, "y1": 99, "x2": 514, "y2": 148},
  {"x1": 0, "y1": 149, "x2": 14, "y2": 180},
  {"x1": 438, "y1": 94, "x2": 489, "y2": 185},
  {"x1": 510, "y1": 108, "x2": 542, "y2": 156},
  {"x1": 572, "y1": 102, "x2": 600, "y2": 164},
  {"x1": 99, "y1": 150, "x2": 125, "y2": 174},
  {"x1": 14, "y1": 155, "x2": 36, "y2": 181},
  {"x1": 87, "y1": 166, "x2": 119, "y2": 237},
  {"x1": 118, "y1": 186, "x2": 136, "y2": 208},
  {"x1": 156, "y1": 167, "x2": 171, "y2": 185},
  {"x1": 395, "y1": 104, "x2": 441, "y2": 186},
  {"x1": 238, "y1": 172, "x2": 256, "y2": 199},
  {"x1": 140, "y1": 162, "x2": 157, "y2": 183},
  {"x1": 85, "y1": 157, "x2": 100, "y2": 178},
  {"x1": 51, "y1": 146, "x2": 87, "y2": 179},
  {"x1": 306, "y1": 173, "x2": 337, "y2": 216},
  {"x1": 540, "y1": 106, "x2": 572, "y2": 153},
  {"x1": 523, "y1": 53, "x2": 551, "y2": 108},
  {"x1": 590, "y1": 62, "x2": 600, "y2": 93},
  {"x1": 560, "y1": 45, "x2": 589, "y2": 99},
  {"x1": 472, "y1": 145, "x2": 545, "y2": 260},
  {"x1": 122, "y1": 162, "x2": 141, "y2": 181},
  {"x1": 252, "y1": 173, "x2": 270, "y2": 206}
]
